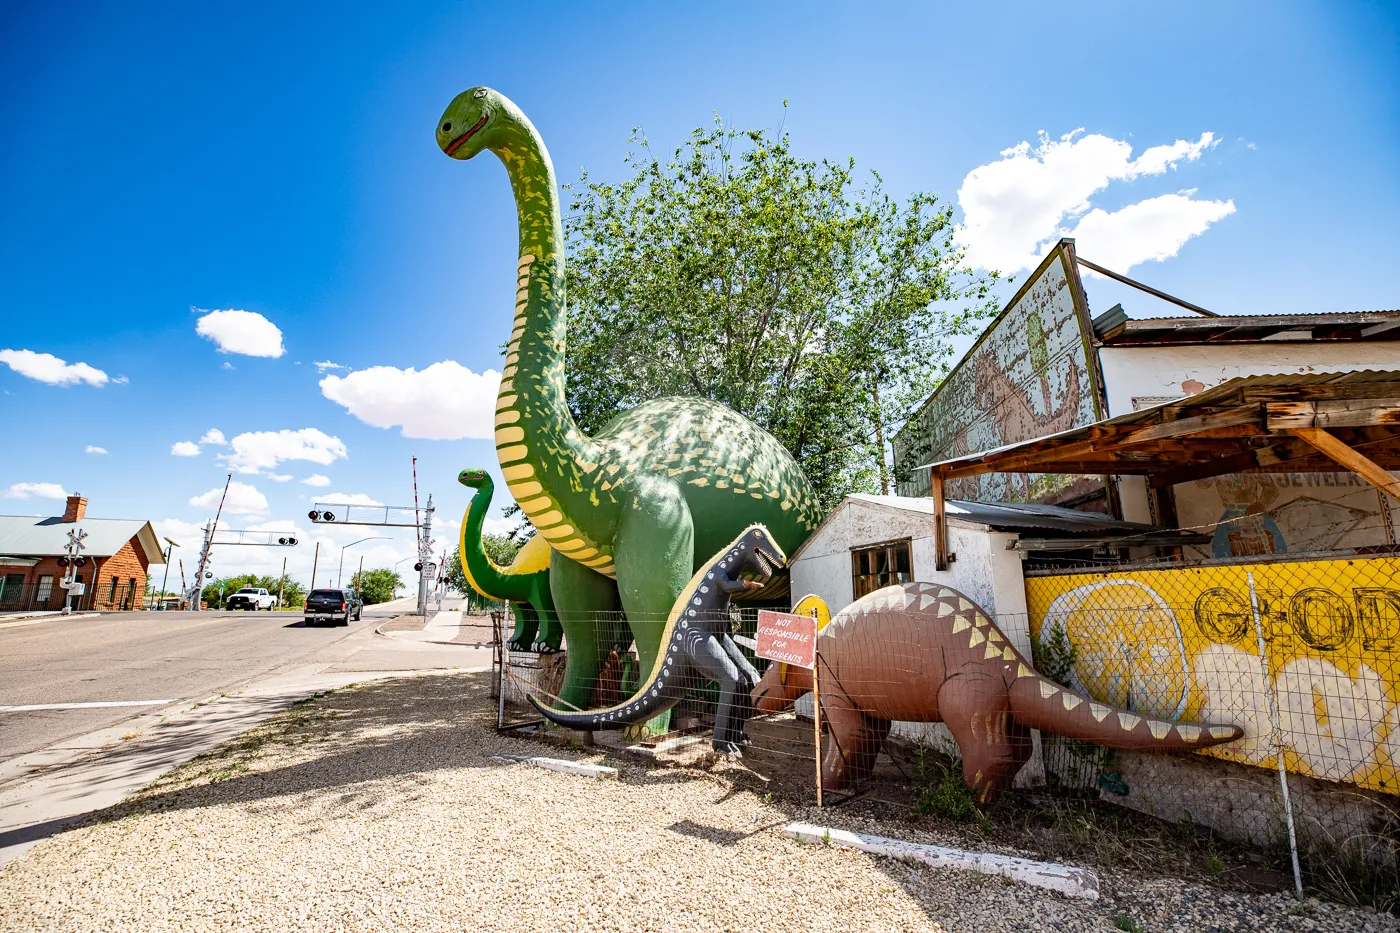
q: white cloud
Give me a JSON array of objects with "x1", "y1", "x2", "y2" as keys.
[
  {"x1": 319, "y1": 493, "x2": 384, "y2": 507},
  {"x1": 189, "y1": 481, "x2": 269, "y2": 515},
  {"x1": 219, "y1": 428, "x2": 348, "y2": 474},
  {"x1": 222, "y1": 362, "x2": 235, "y2": 370},
  {"x1": 171, "y1": 441, "x2": 201, "y2": 457},
  {"x1": 301, "y1": 474, "x2": 332, "y2": 487},
  {"x1": 313, "y1": 360, "x2": 346, "y2": 373},
  {"x1": 0, "y1": 349, "x2": 109, "y2": 387},
  {"x1": 265, "y1": 473, "x2": 294, "y2": 482},
  {"x1": 85, "y1": 445, "x2": 108, "y2": 455},
  {"x1": 320, "y1": 361, "x2": 500, "y2": 440},
  {"x1": 1067, "y1": 192, "x2": 1237, "y2": 274},
  {"x1": 199, "y1": 429, "x2": 227, "y2": 445},
  {"x1": 112, "y1": 376, "x2": 129, "y2": 385},
  {"x1": 195, "y1": 308, "x2": 286, "y2": 358},
  {"x1": 1, "y1": 482, "x2": 67, "y2": 500},
  {"x1": 956, "y1": 129, "x2": 1230, "y2": 273}
]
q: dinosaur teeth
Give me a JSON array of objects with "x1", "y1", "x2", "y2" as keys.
[
  {"x1": 1147, "y1": 721, "x2": 1170, "y2": 740},
  {"x1": 1176, "y1": 724, "x2": 1201, "y2": 743},
  {"x1": 1038, "y1": 681, "x2": 1058, "y2": 699},
  {"x1": 1117, "y1": 713, "x2": 1141, "y2": 731}
]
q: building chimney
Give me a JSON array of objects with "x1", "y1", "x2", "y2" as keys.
[{"x1": 63, "y1": 493, "x2": 87, "y2": 523}]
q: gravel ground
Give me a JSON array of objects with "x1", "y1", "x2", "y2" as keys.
[{"x1": 0, "y1": 672, "x2": 1394, "y2": 933}]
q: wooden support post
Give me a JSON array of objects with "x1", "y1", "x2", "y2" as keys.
[
  {"x1": 812, "y1": 647, "x2": 823, "y2": 809},
  {"x1": 930, "y1": 468, "x2": 948, "y2": 571},
  {"x1": 1289, "y1": 427, "x2": 1400, "y2": 502}
]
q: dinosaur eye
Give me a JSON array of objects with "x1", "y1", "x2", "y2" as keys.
[
  {"x1": 442, "y1": 122, "x2": 452, "y2": 133},
  {"x1": 473, "y1": 88, "x2": 488, "y2": 99}
]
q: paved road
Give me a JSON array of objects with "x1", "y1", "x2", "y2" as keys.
[{"x1": 0, "y1": 598, "x2": 474, "y2": 763}]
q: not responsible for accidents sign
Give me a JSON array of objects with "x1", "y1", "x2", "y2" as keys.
[{"x1": 755, "y1": 609, "x2": 817, "y2": 669}]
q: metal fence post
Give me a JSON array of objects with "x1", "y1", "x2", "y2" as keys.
[{"x1": 1248, "y1": 571, "x2": 1304, "y2": 898}]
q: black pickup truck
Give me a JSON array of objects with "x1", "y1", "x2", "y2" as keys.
[{"x1": 304, "y1": 588, "x2": 362, "y2": 626}]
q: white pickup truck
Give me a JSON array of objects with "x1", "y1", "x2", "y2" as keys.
[{"x1": 226, "y1": 587, "x2": 279, "y2": 611}]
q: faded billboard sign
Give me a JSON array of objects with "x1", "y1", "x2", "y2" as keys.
[
  {"x1": 1174, "y1": 471, "x2": 1398, "y2": 561},
  {"x1": 1026, "y1": 556, "x2": 1400, "y2": 793},
  {"x1": 893, "y1": 241, "x2": 1104, "y2": 502}
]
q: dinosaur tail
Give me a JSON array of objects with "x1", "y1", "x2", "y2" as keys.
[
  {"x1": 1007, "y1": 674, "x2": 1243, "y2": 751},
  {"x1": 527, "y1": 680, "x2": 684, "y2": 731}
]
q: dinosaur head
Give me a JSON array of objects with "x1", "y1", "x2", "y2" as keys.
[
  {"x1": 734, "y1": 524, "x2": 786, "y2": 584},
  {"x1": 436, "y1": 87, "x2": 508, "y2": 161},
  {"x1": 457, "y1": 468, "x2": 491, "y2": 489},
  {"x1": 751, "y1": 658, "x2": 813, "y2": 712}
]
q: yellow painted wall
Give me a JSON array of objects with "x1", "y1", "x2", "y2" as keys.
[{"x1": 1026, "y1": 556, "x2": 1400, "y2": 794}]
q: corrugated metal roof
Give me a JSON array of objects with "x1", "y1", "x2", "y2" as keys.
[
  {"x1": 0, "y1": 515, "x2": 165, "y2": 563},
  {"x1": 1096, "y1": 311, "x2": 1400, "y2": 345},
  {"x1": 847, "y1": 494, "x2": 1152, "y2": 532}
]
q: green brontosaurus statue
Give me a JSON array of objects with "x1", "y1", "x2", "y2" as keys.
[
  {"x1": 436, "y1": 87, "x2": 823, "y2": 704},
  {"x1": 456, "y1": 468, "x2": 560, "y2": 653}
]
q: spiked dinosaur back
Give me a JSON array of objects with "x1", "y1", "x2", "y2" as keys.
[
  {"x1": 529, "y1": 525, "x2": 783, "y2": 731},
  {"x1": 753, "y1": 582, "x2": 1243, "y2": 803}
]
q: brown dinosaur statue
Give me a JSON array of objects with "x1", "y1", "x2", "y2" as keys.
[{"x1": 752, "y1": 582, "x2": 1243, "y2": 805}]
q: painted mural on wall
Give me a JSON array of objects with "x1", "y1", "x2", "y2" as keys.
[
  {"x1": 1026, "y1": 556, "x2": 1400, "y2": 794},
  {"x1": 1174, "y1": 471, "x2": 1398, "y2": 560},
  {"x1": 892, "y1": 242, "x2": 1102, "y2": 502}
]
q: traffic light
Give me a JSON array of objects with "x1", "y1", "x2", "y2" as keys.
[{"x1": 308, "y1": 510, "x2": 321, "y2": 521}]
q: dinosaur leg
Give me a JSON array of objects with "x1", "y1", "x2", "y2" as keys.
[
  {"x1": 937, "y1": 678, "x2": 1027, "y2": 807},
  {"x1": 614, "y1": 475, "x2": 695, "y2": 677},
  {"x1": 719, "y1": 634, "x2": 760, "y2": 743},
  {"x1": 530, "y1": 580, "x2": 563, "y2": 653},
  {"x1": 549, "y1": 550, "x2": 623, "y2": 712},
  {"x1": 687, "y1": 633, "x2": 745, "y2": 753},
  {"x1": 507, "y1": 603, "x2": 537, "y2": 652},
  {"x1": 818, "y1": 688, "x2": 884, "y2": 791}
]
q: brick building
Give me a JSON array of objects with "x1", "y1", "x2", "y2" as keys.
[{"x1": 0, "y1": 494, "x2": 165, "y2": 612}]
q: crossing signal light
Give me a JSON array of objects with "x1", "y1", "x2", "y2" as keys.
[
  {"x1": 57, "y1": 557, "x2": 69, "y2": 567},
  {"x1": 74, "y1": 557, "x2": 87, "y2": 567},
  {"x1": 414, "y1": 562, "x2": 423, "y2": 572}
]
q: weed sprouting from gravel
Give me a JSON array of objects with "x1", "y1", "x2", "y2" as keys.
[{"x1": 1113, "y1": 917, "x2": 1142, "y2": 932}]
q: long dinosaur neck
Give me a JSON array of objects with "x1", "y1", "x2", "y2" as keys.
[
  {"x1": 487, "y1": 112, "x2": 612, "y2": 574},
  {"x1": 458, "y1": 478, "x2": 518, "y2": 599}
]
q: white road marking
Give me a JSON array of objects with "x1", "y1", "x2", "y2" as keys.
[{"x1": 0, "y1": 700, "x2": 176, "y2": 712}]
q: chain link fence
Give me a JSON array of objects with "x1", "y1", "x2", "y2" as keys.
[{"x1": 1025, "y1": 552, "x2": 1400, "y2": 900}]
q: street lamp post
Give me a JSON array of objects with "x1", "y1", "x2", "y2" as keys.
[
  {"x1": 156, "y1": 537, "x2": 179, "y2": 610},
  {"x1": 338, "y1": 536, "x2": 388, "y2": 588}
]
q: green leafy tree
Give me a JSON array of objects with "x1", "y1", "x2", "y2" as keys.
[
  {"x1": 563, "y1": 113, "x2": 999, "y2": 507},
  {"x1": 207, "y1": 573, "x2": 305, "y2": 609},
  {"x1": 350, "y1": 568, "x2": 403, "y2": 605}
]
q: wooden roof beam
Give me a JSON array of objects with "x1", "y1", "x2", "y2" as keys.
[
  {"x1": 1288, "y1": 427, "x2": 1400, "y2": 503},
  {"x1": 1266, "y1": 398, "x2": 1400, "y2": 430}
]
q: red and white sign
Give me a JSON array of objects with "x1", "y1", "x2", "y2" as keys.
[{"x1": 755, "y1": 609, "x2": 817, "y2": 669}]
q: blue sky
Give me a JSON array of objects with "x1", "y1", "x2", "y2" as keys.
[{"x1": 1, "y1": 1, "x2": 1396, "y2": 586}]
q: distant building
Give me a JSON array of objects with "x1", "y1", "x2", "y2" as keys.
[{"x1": 0, "y1": 494, "x2": 165, "y2": 612}]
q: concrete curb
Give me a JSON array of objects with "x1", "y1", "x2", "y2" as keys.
[{"x1": 784, "y1": 822, "x2": 1101, "y2": 900}]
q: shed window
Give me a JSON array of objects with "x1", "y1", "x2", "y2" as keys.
[{"x1": 851, "y1": 539, "x2": 913, "y2": 599}]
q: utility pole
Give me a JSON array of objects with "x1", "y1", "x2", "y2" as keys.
[
  {"x1": 356, "y1": 555, "x2": 364, "y2": 593},
  {"x1": 278, "y1": 556, "x2": 287, "y2": 610},
  {"x1": 187, "y1": 474, "x2": 231, "y2": 612},
  {"x1": 310, "y1": 541, "x2": 320, "y2": 593}
]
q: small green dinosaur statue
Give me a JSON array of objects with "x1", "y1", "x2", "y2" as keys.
[
  {"x1": 456, "y1": 468, "x2": 560, "y2": 653},
  {"x1": 436, "y1": 88, "x2": 823, "y2": 703}
]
